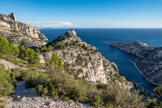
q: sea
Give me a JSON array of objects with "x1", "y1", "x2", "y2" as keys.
[{"x1": 40, "y1": 28, "x2": 162, "y2": 92}]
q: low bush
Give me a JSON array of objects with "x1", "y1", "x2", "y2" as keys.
[
  {"x1": 0, "y1": 68, "x2": 17, "y2": 97},
  {"x1": 0, "y1": 37, "x2": 19, "y2": 58},
  {"x1": 19, "y1": 46, "x2": 40, "y2": 64},
  {"x1": 146, "y1": 98, "x2": 162, "y2": 108},
  {"x1": 154, "y1": 85, "x2": 162, "y2": 97}
]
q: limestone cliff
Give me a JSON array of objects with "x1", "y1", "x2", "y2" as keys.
[
  {"x1": 0, "y1": 12, "x2": 47, "y2": 47},
  {"x1": 42, "y1": 30, "x2": 133, "y2": 89},
  {"x1": 109, "y1": 41, "x2": 162, "y2": 85}
]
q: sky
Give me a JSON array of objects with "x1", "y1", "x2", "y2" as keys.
[{"x1": 0, "y1": 0, "x2": 162, "y2": 28}]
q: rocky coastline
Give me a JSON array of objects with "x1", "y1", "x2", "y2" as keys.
[
  {"x1": 130, "y1": 60, "x2": 158, "y2": 86},
  {"x1": 109, "y1": 41, "x2": 162, "y2": 86}
]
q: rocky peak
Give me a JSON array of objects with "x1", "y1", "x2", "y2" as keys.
[
  {"x1": 47, "y1": 30, "x2": 81, "y2": 46},
  {"x1": 64, "y1": 30, "x2": 81, "y2": 41},
  {"x1": 0, "y1": 12, "x2": 47, "y2": 47},
  {"x1": 9, "y1": 12, "x2": 17, "y2": 22},
  {"x1": 43, "y1": 30, "x2": 133, "y2": 89},
  {"x1": 63, "y1": 30, "x2": 81, "y2": 41},
  {"x1": 66, "y1": 29, "x2": 77, "y2": 37}
]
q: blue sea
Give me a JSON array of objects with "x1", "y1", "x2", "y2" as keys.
[{"x1": 41, "y1": 28, "x2": 162, "y2": 92}]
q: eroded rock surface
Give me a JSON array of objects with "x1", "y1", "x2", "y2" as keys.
[
  {"x1": 43, "y1": 30, "x2": 133, "y2": 89},
  {"x1": 0, "y1": 12, "x2": 47, "y2": 47},
  {"x1": 0, "y1": 59, "x2": 18, "y2": 70}
]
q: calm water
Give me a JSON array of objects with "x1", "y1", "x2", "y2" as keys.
[{"x1": 41, "y1": 28, "x2": 162, "y2": 92}]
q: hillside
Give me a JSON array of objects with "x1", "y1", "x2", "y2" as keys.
[
  {"x1": 42, "y1": 30, "x2": 133, "y2": 89},
  {"x1": 0, "y1": 29, "x2": 156, "y2": 108},
  {"x1": 0, "y1": 12, "x2": 47, "y2": 47}
]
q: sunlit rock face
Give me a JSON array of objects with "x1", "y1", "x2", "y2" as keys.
[
  {"x1": 0, "y1": 12, "x2": 47, "y2": 47},
  {"x1": 42, "y1": 30, "x2": 134, "y2": 90}
]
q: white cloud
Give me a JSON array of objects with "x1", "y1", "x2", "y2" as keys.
[{"x1": 25, "y1": 21, "x2": 73, "y2": 28}]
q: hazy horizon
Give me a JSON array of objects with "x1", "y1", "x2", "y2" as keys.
[{"x1": 0, "y1": 0, "x2": 162, "y2": 28}]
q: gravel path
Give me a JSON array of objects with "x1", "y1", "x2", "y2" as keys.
[{"x1": 7, "y1": 81, "x2": 93, "y2": 108}]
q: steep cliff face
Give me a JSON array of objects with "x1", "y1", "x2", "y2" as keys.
[
  {"x1": 0, "y1": 12, "x2": 47, "y2": 47},
  {"x1": 109, "y1": 41, "x2": 162, "y2": 85},
  {"x1": 42, "y1": 30, "x2": 133, "y2": 89}
]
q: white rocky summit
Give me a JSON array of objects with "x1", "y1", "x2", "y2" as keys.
[
  {"x1": 9, "y1": 12, "x2": 17, "y2": 22},
  {"x1": 0, "y1": 12, "x2": 47, "y2": 47},
  {"x1": 42, "y1": 30, "x2": 133, "y2": 89}
]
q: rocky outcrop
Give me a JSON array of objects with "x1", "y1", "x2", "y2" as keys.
[
  {"x1": 109, "y1": 41, "x2": 162, "y2": 85},
  {"x1": 0, "y1": 59, "x2": 18, "y2": 70},
  {"x1": 42, "y1": 30, "x2": 133, "y2": 89},
  {"x1": 0, "y1": 12, "x2": 47, "y2": 47},
  {"x1": 39, "y1": 54, "x2": 46, "y2": 64}
]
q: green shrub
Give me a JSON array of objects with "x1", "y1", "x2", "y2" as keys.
[
  {"x1": 36, "y1": 84, "x2": 43, "y2": 95},
  {"x1": 42, "y1": 87, "x2": 49, "y2": 96},
  {"x1": 40, "y1": 46, "x2": 54, "y2": 52},
  {"x1": 101, "y1": 85, "x2": 144, "y2": 108},
  {"x1": 154, "y1": 85, "x2": 162, "y2": 97},
  {"x1": 19, "y1": 46, "x2": 39, "y2": 64},
  {"x1": 0, "y1": 100, "x2": 6, "y2": 108},
  {"x1": 68, "y1": 86, "x2": 82, "y2": 101},
  {"x1": 146, "y1": 98, "x2": 162, "y2": 108},
  {"x1": 46, "y1": 52, "x2": 64, "y2": 76},
  {"x1": 0, "y1": 37, "x2": 19, "y2": 58},
  {"x1": 63, "y1": 96, "x2": 70, "y2": 101},
  {"x1": 0, "y1": 68, "x2": 16, "y2": 97},
  {"x1": 90, "y1": 96, "x2": 104, "y2": 107}
]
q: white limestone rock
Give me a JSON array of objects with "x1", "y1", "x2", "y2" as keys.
[
  {"x1": 0, "y1": 12, "x2": 47, "y2": 47},
  {"x1": 43, "y1": 30, "x2": 133, "y2": 89}
]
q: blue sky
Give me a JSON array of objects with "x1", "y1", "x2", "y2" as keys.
[{"x1": 0, "y1": 0, "x2": 162, "y2": 28}]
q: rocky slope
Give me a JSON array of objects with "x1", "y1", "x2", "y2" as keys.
[
  {"x1": 7, "y1": 81, "x2": 92, "y2": 108},
  {"x1": 0, "y1": 12, "x2": 47, "y2": 47},
  {"x1": 42, "y1": 30, "x2": 133, "y2": 90},
  {"x1": 109, "y1": 41, "x2": 162, "y2": 85}
]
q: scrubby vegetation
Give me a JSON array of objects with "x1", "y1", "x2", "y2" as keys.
[
  {"x1": 19, "y1": 46, "x2": 39, "y2": 64},
  {"x1": 145, "y1": 98, "x2": 162, "y2": 108},
  {"x1": 0, "y1": 37, "x2": 39, "y2": 64},
  {"x1": 154, "y1": 85, "x2": 162, "y2": 97},
  {"x1": 41, "y1": 40, "x2": 79, "y2": 52},
  {"x1": 22, "y1": 68, "x2": 145, "y2": 108},
  {"x1": 0, "y1": 36, "x2": 161, "y2": 108},
  {"x1": 0, "y1": 68, "x2": 16, "y2": 97},
  {"x1": 13, "y1": 53, "x2": 144, "y2": 108},
  {"x1": 0, "y1": 37, "x2": 19, "y2": 58}
]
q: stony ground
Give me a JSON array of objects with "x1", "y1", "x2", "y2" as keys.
[
  {"x1": 0, "y1": 59, "x2": 18, "y2": 70},
  {"x1": 7, "y1": 81, "x2": 93, "y2": 108}
]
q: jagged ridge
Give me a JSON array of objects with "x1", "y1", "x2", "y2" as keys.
[{"x1": 0, "y1": 12, "x2": 47, "y2": 47}]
